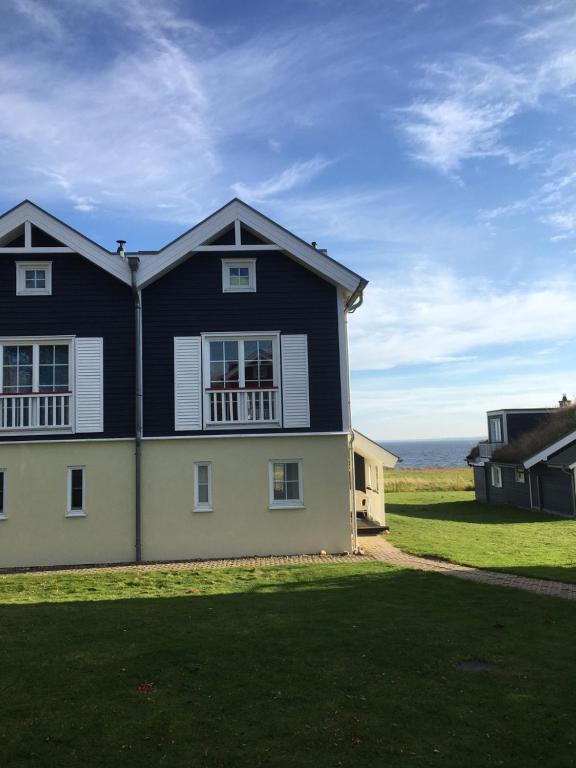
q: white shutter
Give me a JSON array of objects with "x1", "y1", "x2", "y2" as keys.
[
  {"x1": 174, "y1": 337, "x2": 202, "y2": 431},
  {"x1": 281, "y1": 334, "x2": 310, "y2": 428},
  {"x1": 74, "y1": 337, "x2": 104, "y2": 433}
]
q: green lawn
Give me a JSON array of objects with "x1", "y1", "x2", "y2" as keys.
[
  {"x1": 2, "y1": 562, "x2": 576, "y2": 767},
  {"x1": 387, "y1": 491, "x2": 576, "y2": 582}
]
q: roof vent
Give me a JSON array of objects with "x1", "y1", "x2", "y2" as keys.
[
  {"x1": 559, "y1": 394, "x2": 571, "y2": 408},
  {"x1": 116, "y1": 239, "x2": 126, "y2": 258}
]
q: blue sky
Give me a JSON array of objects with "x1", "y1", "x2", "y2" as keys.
[{"x1": 2, "y1": 0, "x2": 576, "y2": 439}]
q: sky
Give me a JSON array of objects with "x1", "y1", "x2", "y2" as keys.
[{"x1": 2, "y1": 0, "x2": 576, "y2": 439}]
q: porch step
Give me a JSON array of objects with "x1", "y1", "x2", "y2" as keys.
[{"x1": 356, "y1": 516, "x2": 388, "y2": 535}]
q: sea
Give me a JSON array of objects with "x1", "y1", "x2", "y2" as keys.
[{"x1": 380, "y1": 438, "x2": 481, "y2": 469}]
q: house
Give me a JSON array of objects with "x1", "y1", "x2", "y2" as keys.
[
  {"x1": 0, "y1": 199, "x2": 396, "y2": 569},
  {"x1": 468, "y1": 399, "x2": 576, "y2": 517}
]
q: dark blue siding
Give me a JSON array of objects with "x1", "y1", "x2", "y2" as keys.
[
  {"x1": 506, "y1": 412, "x2": 550, "y2": 442},
  {"x1": 535, "y1": 465, "x2": 574, "y2": 516},
  {"x1": 0, "y1": 251, "x2": 134, "y2": 440},
  {"x1": 473, "y1": 466, "x2": 487, "y2": 503},
  {"x1": 142, "y1": 249, "x2": 342, "y2": 436}
]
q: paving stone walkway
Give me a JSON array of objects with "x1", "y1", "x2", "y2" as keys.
[{"x1": 362, "y1": 537, "x2": 576, "y2": 601}]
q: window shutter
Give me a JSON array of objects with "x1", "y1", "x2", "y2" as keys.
[
  {"x1": 281, "y1": 334, "x2": 310, "y2": 428},
  {"x1": 75, "y1": 337, "x2": 104, "y2": 433},
  {"x1": 174, "y1": 337, "x2": 202, "y2": 431}
]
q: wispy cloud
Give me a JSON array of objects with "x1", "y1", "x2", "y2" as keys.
[{"x1": 231, "y1": 156, "x2": 332, "y2": 202}]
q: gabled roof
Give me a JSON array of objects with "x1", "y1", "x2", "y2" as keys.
[
  {"x1": 353, "y1": 430, "x2": 399, "y2": 468},
  {"x1": 0, "y1": 200, "x2": 131, "y2": 284},
  {"x1": 524, "y1": 429, "x2": 576, "y2": 469},
  {"x1": 547, "y1": 442, "x2": 576, "y2": 469},
  {"x1": 136, "y1": 198, "x2": 366, "y2": 296}
]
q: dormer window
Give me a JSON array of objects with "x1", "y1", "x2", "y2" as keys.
[
  {"x1": 222, "y1": 259, "x2": 256, "y2": 293},
  {"x1": 16, "y1": 262, "x2": 52, "y2": 296}
]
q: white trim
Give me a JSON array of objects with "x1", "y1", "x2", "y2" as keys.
[
  {"x1": 268, "y1": 459, "x2": 304, "y2": 509},
  {"x1": 137, "y1": 199, "x2": 363, "y2": 294},
  {"x1": 195, "y1": 245, "x2": 281, "y2": 252},
  {"x1": 16, "y1": 261, "x2": 52, "y2": 295},
  {"x1": 234, "y1": 218, "x2": 241, "y2": 245},
  {"x1": 221, "y1": 258, "x2": 257, "y2": 293},
  {"x1": 66, "y1": 465, "x2": 86, "y2": 517},
  {"x1": 2, "y1": 247, "x2": 74, "y2": 254},
  {"x1": 0, "y1": 201, "x2": 131, "y2": 284},
  {"x1": 0, "y1": 468, "x2": 6, "y2": 519},
  {"x1": 24, "y1": 221, "x2": 31, "y2": 248},
  {"x1": 524, "y1": 429, "x2": 576, "y2": 469},
  {"x1": 193, "y1": 461, "x2": 213, "y2": 512},
  {"x1": 490, "y1": 465, "x2": 502, "y2": 488},
  {"x1": 0, "y1": 431, "x2": 348, "y2": 446}
]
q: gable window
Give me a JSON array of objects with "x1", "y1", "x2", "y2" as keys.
[
  {"x1": 67, "y1": 466, "x2": 85, "y2": 516},
  {"x1": 490, "y1": 465, "x2": 502, "y2": 488},
  {"x1": 514, "y1": 468, "x2": 526, "y2": 484},
  {"x1": 0, "y1": 470, "x2": 5, "y2": 519},
  {"x1": 269, "y1": 460, "x2": 304, "y2": 508},
  {"x1": 194, "y1": 462, "x2": 213, "y2": 512},
  {"x1": 222, "y1": 259, "x2": 256, "y2": 293},
  {"x1": 203, "y1": 333, "x2": 279, "y2": 426},
  {"x1": 16, "y1": 262, "x2": 52, "y2": 296},
  {"x1": 489, "y1": 417, "x2": 503, "y2": 443},
  {"x1": 0, "y1": 340, "x2": 71, "y2": 430}
]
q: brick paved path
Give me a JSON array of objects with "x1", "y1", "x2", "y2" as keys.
[{"x1": 362, "y1": 537, "x2": 576, "y2": 601}]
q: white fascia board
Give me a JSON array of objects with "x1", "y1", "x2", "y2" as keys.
[
  {"x1": 353, "y1": 430, "x2": 399, "y2": 468},
  {"x1": 137, "y1": 199, "x2": 364, "y2": 295},
  {"x1": 523, "y1": 429, "x2": 576, "y2": 469},
  {"x1": 0, "y1": 202, "x2": 131, "y2": 285}
]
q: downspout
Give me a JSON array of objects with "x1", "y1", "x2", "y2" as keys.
[
  {"x1": 344, "y1": 279, "x2": 367, "y2": 552},
  {"x1": 127, "y1": 256, "x2": 143, "y2": 562}
]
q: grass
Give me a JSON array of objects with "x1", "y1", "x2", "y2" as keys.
[
  {"x1": 2, "y1": 562, "x2": 576, "y2": 767},
  {"x1": 385, "y1": 466, "x2": 473, "y2": 492},
  {"x1": 387, "y1": 491, "x2": 576, "y2": 582}
]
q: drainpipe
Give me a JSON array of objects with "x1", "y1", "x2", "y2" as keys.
[{"x1": 127, "y1": 255, "x2": 143, "y2": 562}]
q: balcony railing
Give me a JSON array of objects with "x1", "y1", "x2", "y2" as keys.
[
  {"x1": 0, "y1": 392, "x2": 72, "y2": 430},
  {"x1": 479, "y1": 442, "x2": 502, "y2": 458},
  {"x1": 207, "y1": 388, "x2": 279, "y2": 425}
]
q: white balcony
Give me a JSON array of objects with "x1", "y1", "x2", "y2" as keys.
[
  {"x1": 0, "y1": 392, "x2": 72, "y2": 431},
  {"x1": 207, "y1": 388, "x2": 279, "y2": 426},
  {"x1": 479, "y1": 442, "x2": 502, "y2": 458}
]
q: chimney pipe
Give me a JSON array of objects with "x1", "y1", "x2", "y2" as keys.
[{"x1": 116, "y1": 239, "x2": 127, "y2": 258}]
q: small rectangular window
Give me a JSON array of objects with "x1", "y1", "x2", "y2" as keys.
[
  {"x1": 67, "y1": 466, "x2": 85, "y2": 516},
  {"x1": 16, "y1": 262, "x2": 52, "y2": 295},
  {"x1": 222, "y1": 259, "x2": 256, "y2": 293},
  {"x1": 0, "y1": 470, "x2": 6, "y2": 518},
  {"x1": 490, "y1": 465, "x2": 502, "y2": 488},
  {"x1": 514, "y1": 468, "x2": 526, "y2": 484},
  {"x1": 194, "y1": 462, "x2": 213, "y2": 511},
  {"x1": 269, "y1": 460, "x2": 303, "y2": 508},
  {"x1": 489, "y1": 417, "x2": 503, "y2": 443}
]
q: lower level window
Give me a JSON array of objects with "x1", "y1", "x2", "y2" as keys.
[
  {"x1": 490, "y1": 465, "x2": 502, "y2": 488},
  {"x1": 194, "y1": 462, "x2": 213, "y2": 511},
  {"x1": 0, "y1": 470, "x2": 5, "y2": 518},
  {"x1": 514, "y1": 468, "x2": 526, "y2": 484},
  {"x1": 269, "y1": 460, "x2": 303, "y2": 508},
  {"x1": 67, "y1": 466, "x2": 85, "y2": 516}
]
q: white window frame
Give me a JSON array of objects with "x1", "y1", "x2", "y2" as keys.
[
  {"x1": 66, "y1": 466, "x2": 86, "y2": 517},
  {"x1": 202, "y1": 331, "x2": 281, "y2": 429},
  {"x1": 16, "y1": 262, "x2": 52, "y2": 296},
  {"x1": 0, "y1": 469, "x2": 6, "y2": 520},
  {"x1": 489, "y1": 417, "x2": 503, "y2": 443},
  {"x1": 193, "y1": 461, "x2": 213, "y2": 512},
  {"x1": 514, "y1": 467, "x2": 526, "y2": 484},
  {"x1": 268, "y1": 459, "x2": 304, "y2": 509},
  {"x1": 222, "y1": 259, "x2": 256, "y2": 293},
  {"x1": 490, "y1": 465, "x2": 502, "y2": 488}
]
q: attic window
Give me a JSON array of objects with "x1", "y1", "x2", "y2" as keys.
[
  {"x1": 222, "y1": 259, "x2": 256, "y2": 293},
  {"x1": 16, "y1": 262, "x2": 52, "y2": 295}
]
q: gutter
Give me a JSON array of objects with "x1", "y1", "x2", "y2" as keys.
[
  {"x1": 127, "y1": 256, "x2": 143, "y2": 562},
  {"x1": 345, "y1": 278, "x2": 367, "y2": 314}
]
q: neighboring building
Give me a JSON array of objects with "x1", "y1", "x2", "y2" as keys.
[
  {"x1": 468, "y1": 400, "x2": 576, "y2": 517},
  {"x1": 0, "y1": 199, "x2": 396, "y2": 568}
]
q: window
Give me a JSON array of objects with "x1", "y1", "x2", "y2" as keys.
[
  {"x1": 0, "y1": 470, "x2": 5, "y2": 519},
  {"x1": 515, "y1": 468, "x2": 526, "y2": 484},
  {"x1": 16, "y1": 262, "x2": 52, "y2": 295},
  {"x1": 194, "y1": 462, "x2": 213, "y2": 511},
  {"x1": 1, "y1": 343, "x2": 69, "y2": 394},
  {"x1": 490, "y1": 465, "x2": 502, "y2": 488},
  {"x1": 203, "y1": 334, "x2": 279, "y2": 426},
  {"x1": 222, "y1": 259, "x2": 256, "y2": 293},
  {"x1": 489, "y1": 417, "x2": 503, "y2": 443},
  {"x1": 269, "y1": 460, "x2": 304, "y2": 508},
  {"x1": 67, "y1": 467, "x2": 85, "y2": 516}
]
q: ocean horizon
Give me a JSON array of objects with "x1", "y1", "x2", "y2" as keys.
[{"x1": 379, "y1": 437, "x2": 482, "y2": 469}]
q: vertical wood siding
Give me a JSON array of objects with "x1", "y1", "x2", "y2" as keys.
[
  {"x1": 142, "y1": 249, "x2": 342, "y2": 436},
  {"x1": 0, "y1": 251, "x2": 134, "y2": 441}
]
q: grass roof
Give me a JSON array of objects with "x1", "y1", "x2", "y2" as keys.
[{"x1": 492, "y1": 405, "x2": 576, "y2": 464}]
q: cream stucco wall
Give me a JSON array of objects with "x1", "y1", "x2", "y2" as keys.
[
  {"x1": 0, "y1": 441, "x2": 135, "y2": 569},
  {"x1": 142, "y1": 434, "x2": 352, "y2": 561}
]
